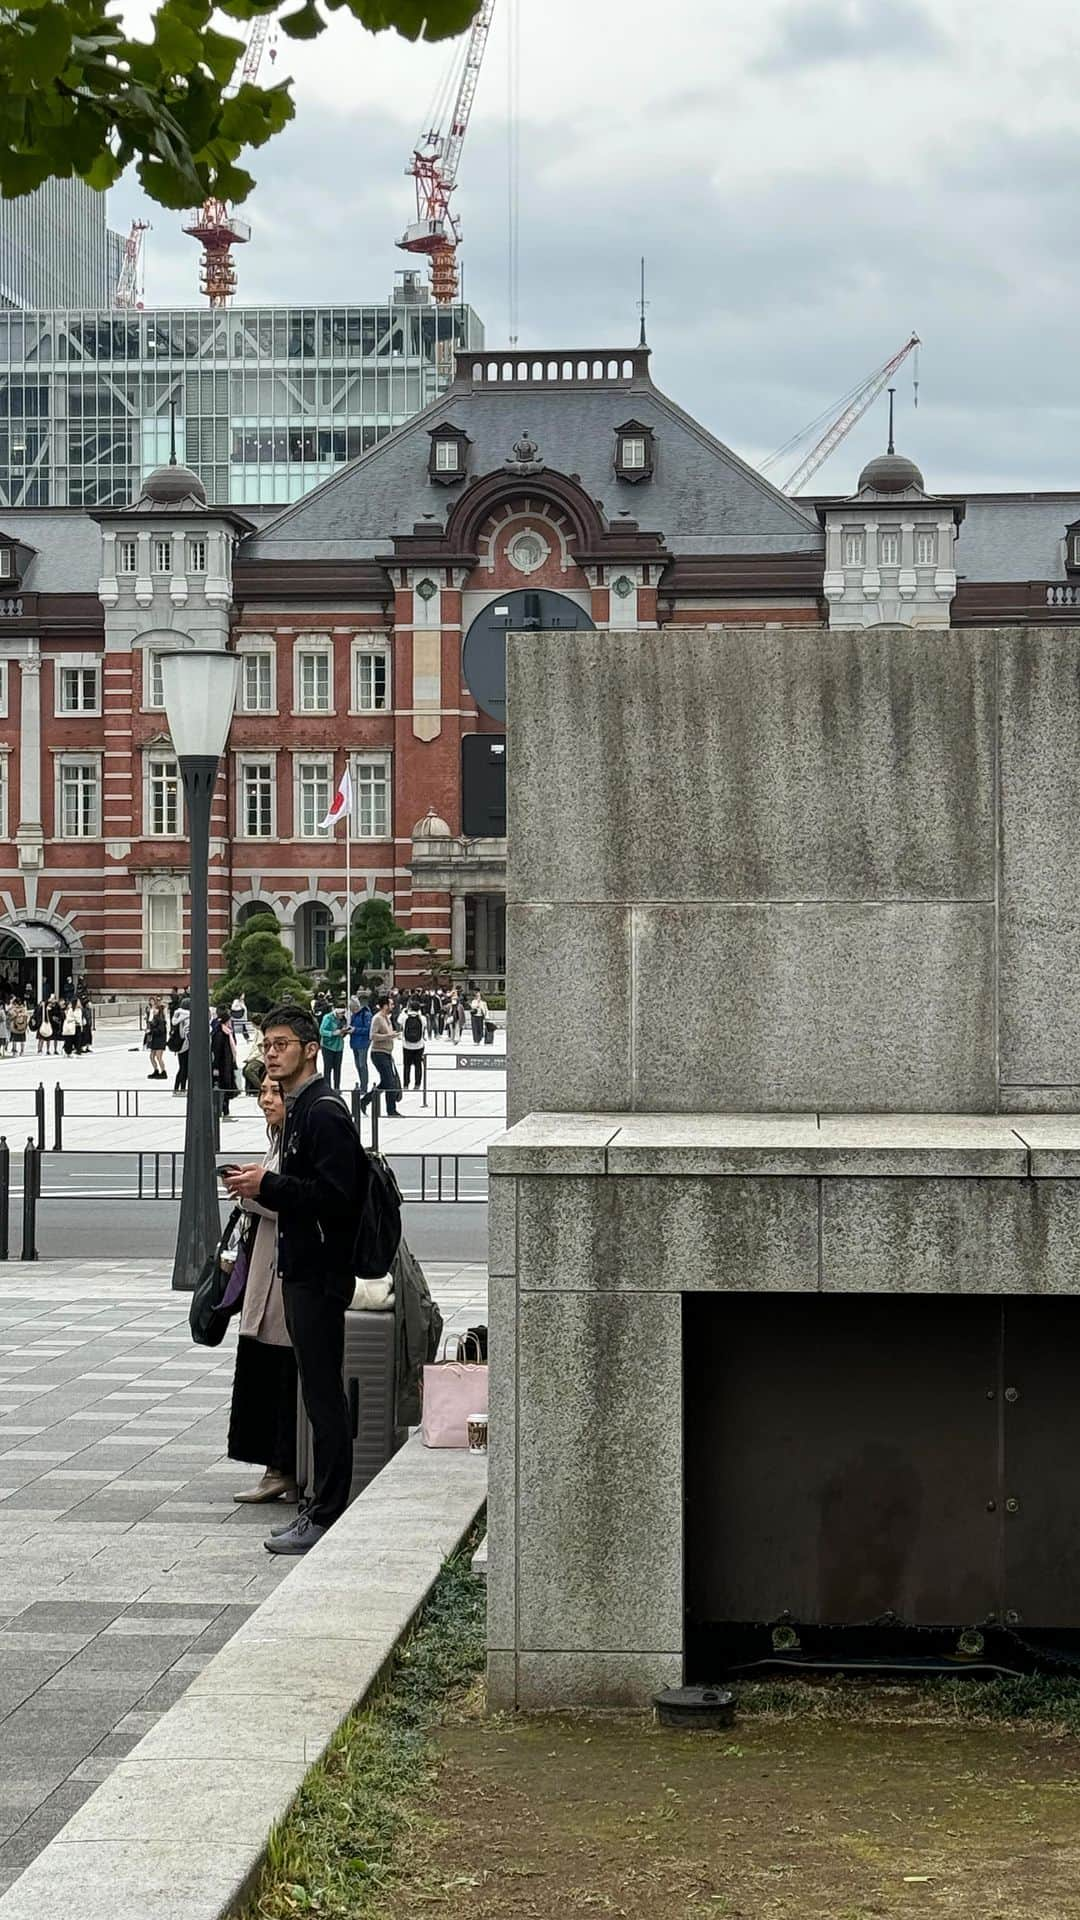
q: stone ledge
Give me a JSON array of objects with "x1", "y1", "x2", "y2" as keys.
[
  {"x1": 490, "y1": 1112, "x2": 1080, "y2": 1178},
  {"x1": 0, "y1": 1436, "x2": 487, "y2": 1920}
]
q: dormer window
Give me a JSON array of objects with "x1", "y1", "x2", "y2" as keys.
[
  {"x1": 0, "y1": 551, "x2": 12, "y2": 581},
  {"x1": 614, "y1": 419, "x2": 654, "y2": 483},
  {"x1": 428, "y1": 423, "x2": 470, "y2": 486},
  {"x1": 1066, "y1": 523, "x2": 1080, "y2": 573}
]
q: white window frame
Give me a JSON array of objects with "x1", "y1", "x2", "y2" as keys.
[
  {"x1": 143, "y1": 885, "x2": 184, "y2": 973},
  {"x1": 238, "y1": 645, "x2": 276, "y2": 714},
  {"x1": 842, "y1": 529, "x2": 866, "y2": 568},
  {"x1": 915, "y1": 528, "x2": 938, "y2": 566},
  {"x1": 434, "y1": 438, "x2": 460, "y2": 473},
  {"x1": 0, "y1": 661, "x2": 10, "y2": 719},
  {"x1": 0, "y1": 750, "x2": 10, "y2": 838},
  {"x1": 878, "y1": 529, "x2": 900, "y2": 567},
  {"x1": 294, "y1": 753, "x2": 333, "y2": 839},
  {"x1": 153, "y1": 537, "x2": 173, "y2": 574},
  {"x1": 55, "y1": 754, "x2": 101, "y2": 840},
  {"x1": 352, "y1": 641, "x2": 391, "y2": 713},
  {"x1": 143, "y1": 649, "x2": 165, "y2": 711},
  {"x1": 55, "y1": 655, "x2": 100, "y2": 717},
  {"x1": 187, "y1": 537, "x2": 208, "y2": 574},
  {"x1": 351, "y1": 751, "x2": 392, "y2": 841},
  {"x1": 117, "y1": 539, "x2": 138, "y2": 575},
  {"x1": 145, "y1": 752, "x2": 182, "y2": 839},
  {"x1": 619, "y1": 434, "x2": 647, "y2": 469},
  {"x1": 293, "y1": 640, "x2": 333, "y2": 715},
  {"x1": 0, "y1": 551, "x2": 11, "y2": 580},
  {"x1": 237, "y1": 754, "x2": 277, "y2": 839},
  {"x1": 296, "y1": 900, "x2": 333, "y2": 972}
]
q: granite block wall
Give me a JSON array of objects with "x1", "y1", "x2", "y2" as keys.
[{"x1": 506, "y1": 624, "x2": 1080, "y2": 1122}]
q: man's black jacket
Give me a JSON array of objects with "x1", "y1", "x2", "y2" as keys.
[{"x1": 258, "y1": 1074, "x2": 368, "y2": 1289}]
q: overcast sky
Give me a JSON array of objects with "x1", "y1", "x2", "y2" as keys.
[{"x1": 110, "y1": 0, "x2": 1080, "y2": 493}]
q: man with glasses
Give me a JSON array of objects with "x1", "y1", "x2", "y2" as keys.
[{"x1": 223, "y1": 1003, "x2": 368, "y2": 1556}]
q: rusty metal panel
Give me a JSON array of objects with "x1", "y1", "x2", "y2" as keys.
[
  {"x1": 1002, "y1": 1299, "x2": 1080, "y2": 1630},
  {"x1": 684, "y1": 1294, "x2": 1001, "y2": 1632}
]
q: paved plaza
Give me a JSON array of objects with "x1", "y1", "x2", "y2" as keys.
[
  {"x1": 0, "y1": 1257, "x2": 488, "y2": 1896},
  {"x1": 0, "y1": 1022, "x2": 507, "y2": 1162}
]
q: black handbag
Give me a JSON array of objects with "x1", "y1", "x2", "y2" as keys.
[{"x1": 189, "y1": 1205, "x2": 248, "y2": 1347}]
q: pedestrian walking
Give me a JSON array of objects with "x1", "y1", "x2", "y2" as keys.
[
  {"x1": 145, "y1": 998, "x2": 168, "y2": 1078},
  {"x1": 170, "y1": 996, "x2": 190, "y2": 1093},
  {"x1": 230, "y1": 993, "x2": 249, "y2": 1039},
  {"x1": 224, "y1": 1004, "x2": 371, "y2": 1555},
  {"x1": 448, "y1": 988, "x2": 465, "y2": 1044},
  {"x1": 9, "y1": 1001, "x2": 27, "y2": 1055},
  {"x1": 401, "y1": 996, "x2": 426, "y2": 1091},
  {"x1": 226, "y1": 1074, "x2": 299, "y2": 1506},
  {"x1": 211, "y1": 1007, "x2": 239, "y2": 1120},
  {"x1": 318, "y1": 1003, "x2": 346, "y2": 1091},
  {"x1": 363, "y1": 993, "x2": 402, "y2": 1116},
  {"x1": 469, "y1": 989, "x2": 488, "y2": 1045},
  {"x1": 348, "y1": 996, "x2": 372, "y2": 1096}
]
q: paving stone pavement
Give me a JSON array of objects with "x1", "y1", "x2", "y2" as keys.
[{"x1": 0, "y1": 1257, "x2": 487, "y2": 1897}]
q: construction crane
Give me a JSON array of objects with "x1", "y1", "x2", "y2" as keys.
[
  {"x1": 113, "y1": 219, "x2": 150, "y2": 309},
  {"x1": 773, "y1": 333, "x2": 922, "y2": 495},
  {"x1": 182, "y1": 17, "x2": 276, "y2": 305},
  {"x1": 398, "y1": 0, "x2": 496, "y2": 305}
]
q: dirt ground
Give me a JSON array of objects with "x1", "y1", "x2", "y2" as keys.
[{"x1": 377, "y1": 1690, "x2": 1080, "y2": 1919}]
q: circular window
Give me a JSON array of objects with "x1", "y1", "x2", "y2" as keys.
[
  {"x1": 506, "y1": 528, "x2": 550, "y2": 575},
  {"x1": 462, "y1": 588, "x2": 595, "y2": 723}
]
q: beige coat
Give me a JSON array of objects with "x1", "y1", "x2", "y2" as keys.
[{"x1": 239, "y1": 1135, "x2": 290, "y2": 1347}]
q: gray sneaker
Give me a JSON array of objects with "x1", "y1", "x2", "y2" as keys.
[
  {"x1": 269, "y1": 1503, "x2": 308, "y2": 1537},
  {"x1": 264, "y1": 1512, "x2": 326, "y2": 1555}
]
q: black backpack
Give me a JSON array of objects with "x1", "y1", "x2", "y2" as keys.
[
  {"x1": 403, "y1": 1011, "x2": 423, "y2": 1044},
  {"x1": 354, "y1": 1150, "x2": 403, "y2": 1278}
]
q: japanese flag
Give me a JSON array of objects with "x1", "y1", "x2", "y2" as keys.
[{"x1": 320, "y1": 765, "x2": 352, "y2": 830}]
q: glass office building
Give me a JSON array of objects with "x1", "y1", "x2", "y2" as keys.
[
  {"x1": 0, "y1": 180, "x2": 122, "y2": 313},
  {"x1": 0, "y1": 276, "x2": 484, "y2": 507}
]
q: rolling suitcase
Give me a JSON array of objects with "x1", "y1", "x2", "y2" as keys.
[{"x1": 295, "y1": 1307, "x2": 405, "y2": 1507}]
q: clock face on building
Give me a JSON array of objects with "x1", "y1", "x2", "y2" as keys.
[{"x1": 461, "y1": 588, "x2": 595, "y2": 724}]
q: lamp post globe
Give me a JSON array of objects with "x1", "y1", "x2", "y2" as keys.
[{"x1": 155, "y1": 646, "x2": 240, "y2": 1291}]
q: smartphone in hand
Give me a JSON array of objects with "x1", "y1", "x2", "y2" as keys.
[{"x1": 218, "y1": 1164, "x2": 240, "y2": 1182}]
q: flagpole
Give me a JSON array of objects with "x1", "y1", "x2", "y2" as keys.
[{"x1": 345, "y1": 760, "x2": 352, "y2": 1001}]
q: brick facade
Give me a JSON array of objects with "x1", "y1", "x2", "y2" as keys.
[{"x1": 0, "y1": 347, "x2": 1075, "y2": 1003}]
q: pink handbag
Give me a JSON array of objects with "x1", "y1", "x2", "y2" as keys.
[{"x1": 421, "y1": 1333, "x2": 489, "y2": 1449}]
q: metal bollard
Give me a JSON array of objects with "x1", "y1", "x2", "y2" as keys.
[
  {"x1": 34, "y1": 1083, "x2": 45, "y2": 1150},
  {"x1": 213, "y1": 1089, "x2": 223, "y2": 1150},
  {"x1": 350, "y1": 1086, "x2": 364, "y2": 1132},
  {"x1": 370, "y1": 1087, "x2": 381, "y2": 1154},
  {"x1": 21, "y1": 1140, "x2": 38, "y2": 1261},
  {"x1": 0, "y1": 1137, "x2": 9, "y2": 1261},
  {"x1": 53, "y1": 1084, "x2": 63, "y2": 1153},
  {"x1": 422, "y1": 1053, "x2": 428, "y2": 1110}
]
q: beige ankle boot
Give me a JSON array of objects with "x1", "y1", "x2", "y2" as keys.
[{"x1": 233, "y1": 1470, "x2": 298, "y2": 1505}]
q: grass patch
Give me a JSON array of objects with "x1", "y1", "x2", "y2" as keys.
[{"x1": 233, "y1": 1526, "x2": 486, "y2": 1920}]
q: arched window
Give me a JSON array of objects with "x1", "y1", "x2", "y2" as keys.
[
  {"x1": 235, "y1": 899, "x2": 275, "y2": 930},
  {"x1": 296, "y1": 901, "x2": 333, "y2": 972}
]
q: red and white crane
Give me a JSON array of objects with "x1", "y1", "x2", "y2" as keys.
[
  {"x1": 773, "y1": 333, "x2": 922, "y2": 495},
  {"x1": 182, "y1": 17, "x2": 277, "y2": 306},
  {"x1": 113, "y1": 219, "x2": 150, "y2": 309},
  {"x1": 398, "y1": 0, "x2": 496, "y2": 305}
]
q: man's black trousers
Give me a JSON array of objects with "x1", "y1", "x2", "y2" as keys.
[{"x1": 282, "y1": 1277, "x2": 351, "y2": 1529}]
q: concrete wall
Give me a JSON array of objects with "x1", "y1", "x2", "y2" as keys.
[{"x1": 506, "y1": 625, "x2": 1080, "y2": 1120}]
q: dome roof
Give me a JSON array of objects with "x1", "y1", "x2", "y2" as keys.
[
  {"x1": 139, "y1": 460, "x2": 208, "y2": 508},
  {"x1": 413, "y1": 807, "x2": 452, "y2": 839},
  {"x1": 857, "y1": 451, "x2": 925, "y2": 495}
]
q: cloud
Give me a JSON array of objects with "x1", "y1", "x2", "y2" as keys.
[{"x1": 755, "y1": 0, "x2": 945, "y2": 72}]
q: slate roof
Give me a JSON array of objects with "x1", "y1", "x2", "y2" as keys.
[
  {"x1": 0, "y1": 510, "x2": 102, "y2": 592},
  {"x1": 953, "y1": 494, "x2": 1080, "y2": 582},
  {"x1": 240, "y1": 356, "x2": 825, "y2": 563}
]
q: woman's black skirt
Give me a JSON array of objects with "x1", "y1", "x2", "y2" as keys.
[{"x1": 227, "y1": 1335, "x2": 298, "y2": 1474}]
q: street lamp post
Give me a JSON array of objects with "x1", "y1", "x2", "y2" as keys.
[{"x1": 160, "y1": 648, "x2": 240, "y2": 1291}]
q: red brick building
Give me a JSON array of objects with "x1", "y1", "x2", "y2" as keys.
[{"x1": 0, "y1": 345, "x2": 1075, "y2": 1004}]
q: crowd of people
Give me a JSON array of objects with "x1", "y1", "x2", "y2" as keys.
[
  {"x1": 151, "y1": 982, "x2": 494, "y2": 1121},
  {"x1": 0, "y1": 985, "x2": 94, "y2": 1058}
]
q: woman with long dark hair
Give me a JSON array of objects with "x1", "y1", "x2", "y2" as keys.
[{"x1": 226, "y1": 1075, "x2": 299, "y2": 1504}]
